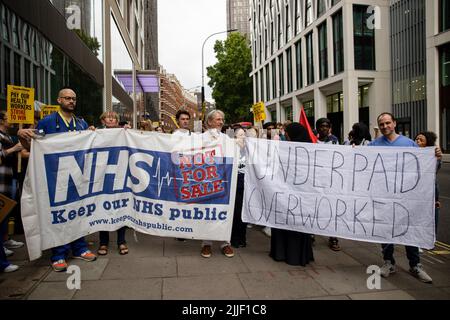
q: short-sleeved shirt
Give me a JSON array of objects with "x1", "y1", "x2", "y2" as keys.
[
  {"x1": 36, "y1": 112, "x2": 88, "y2": 134},
  {"x1": 368, "y1": 135, "x2": 418, "y2": 147}
]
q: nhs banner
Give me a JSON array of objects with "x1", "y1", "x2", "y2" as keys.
[
  {"x1": 243, "y1": 138, "x2": 437, "y2": 249},
  {"x1": 22, "y1": 129, "x2": 238, "y2": 260}
]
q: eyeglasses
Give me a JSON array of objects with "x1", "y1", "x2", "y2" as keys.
[{"x1": 60, "y1": 96, "x2": 77, "y2": 101}]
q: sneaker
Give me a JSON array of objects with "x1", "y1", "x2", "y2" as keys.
[
  {"x1": 3, "y1": 264, "x2": 19, "y2": 273},
  {"x1": 52, "y1": 259, "x2": 68, "y2": 272},
  {"x1": 4, "y1": 239, "x2": 24, "y2": 249},
  {"x1": 74, "y1": 250, "x2": 97, "y2": 262},
  {"x1": 3, "y1": 247, "x2": 13, "y2": 257},
  {"x1": 328, "y1": 238, "x2": 341, "y2": 251},
  {"x1": 221, "y1": 245, "x2": 234, "y2": 258},
  {"x1": 380, "y1": 260, "x2": 396, "y2": 278},
  {"x1": 262, "y1": 227, "x2": 271, "y2": 237},
  {"x1": 201, "y1": 245, "x2": 212, "y2": 258},
  {"x1": 409, "y1": 264, "x2": 432, "y2": 283}
]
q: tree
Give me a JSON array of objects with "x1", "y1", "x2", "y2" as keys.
[{"x1": 207, "y1": 33, "x2": 253, "y2": 124}]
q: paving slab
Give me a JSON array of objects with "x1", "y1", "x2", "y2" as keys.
[
  {"x1": 73, "y1": 278, "x2": 163, "y2": 300},
  {"x1": 101, "y1": 256, "x2": 177, "y2": 280},
  {"x1": 303, "y1": 295, "x2": 350, "y2": 300},
  {"x1": 163, "y1": 238, "x2": 204, "y2": 257},
  {"x1": 311, "y1": 248, "x2": 363, "y2": 267},
  {"x1": 177, "y1": 255, "x2": 249, "y2": 277},
  {"x1": 239, "y1": 270, "x2": 328, "y2": 300},
  {"x1": 305, "y1": 266, "x2": 398, "y2": 295},
  {"x1": 405, "y1": 287, "x2": 450, "y2": 300},
  {"x1": 238, "y1": 252, "x2": 306, "y2": 272},
  {"x1": 163, "y1": 274, "x2": 248, "y2": 300},
  {"x1": 349, "y1": 290, "x2": 415, "y2": 300},
  {"x1": 27, "y1": 282, "x2": 77, "y2": 300}
]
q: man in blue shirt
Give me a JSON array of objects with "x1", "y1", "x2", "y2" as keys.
[
  {"x1": 369, "y1": 112, "x2": 441, "y2": 284},
  {"x1": 19, "y1": 88, "x2": 97, "y2": 272}
]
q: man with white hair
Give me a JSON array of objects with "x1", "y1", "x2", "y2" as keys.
[{"x1": 200, "y1": 109, "x2": 234, "y2": 258}]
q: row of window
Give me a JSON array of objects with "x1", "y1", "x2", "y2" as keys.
[
  {"x1": 251, "y1": 0, "x2": 342, "y2": 65},
  {"x1": 255, "y1": 6, "x2": 374, "y2": 102}
]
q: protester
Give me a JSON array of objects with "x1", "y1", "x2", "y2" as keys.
[
  {"x1": 415, "y1": 131, "x2": 441, "y2": 238},
  {"x1": 0, "y1": 111, "x2": 23, "y2": 273},
  {"x1": 139, "y1": 120, "x2": 153, "y2": 131},
  {"x1": 315, "y1": 118, "x2": 341, "y2": 251},
  {"x1": 349, "y1": 122, "x2": 372, "y2": 146},
  {"x1": 200, "y1": 110, "x2": 234, "y2": 258},
  {"x1": 97, "y1": 111, "x2": 129, "y2": 256},
  {"x1": 155, "y1": 126, "x2": 165, "y2": 133},
  {"x1": 370, "y1": 112, "x2": 442, "y2": 283},
  {"x1": 172, "y1": 110, "x2": 191, "y2": 137},
  {"x1": 18, "y1": 88, "x2": 97, "y2": 272},
  {"x1": 230, "y1": 127, "x2": 247, "y2": 248},
  {"x1": 269, "y1": 123, "x2": 314, "y2": 266}
]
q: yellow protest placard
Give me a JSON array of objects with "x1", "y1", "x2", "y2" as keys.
[
  {"x1": 40, "y1": 105, "x2": 60, "y2": 120},
  {"x1": 252, "y1": 102, "x2": 266, "y2": 122},
  {"x1": 0, "y1": 194, "x2": 17, "y2": 224},
  {"x1": 7, "y1": 85, "x2": 35, "y2": 124}
]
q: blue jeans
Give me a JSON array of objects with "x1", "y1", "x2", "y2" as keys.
[
  {"x1": 382, "y1": 244, "x2": 420, "y2": 268},
  {"x1": 99, "y1": 227, "x2": 127, "y2": 246},
  {"x1": 51, "y1": 237, "x2": 89, "y2": 262},
  {"x1": 0, "y1": 220, "x2": 10, "y2": 271}
]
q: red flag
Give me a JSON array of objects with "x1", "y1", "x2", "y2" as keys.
[{"x1": 299, "y1": 106, "x2": 318, "y2": 143}]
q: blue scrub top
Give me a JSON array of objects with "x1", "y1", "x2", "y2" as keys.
[
  {"x1": 369, "y1": 135, "x2": 418, "y2": 147},
  {"x1": 36, "y1": 112, "x2": 88, "y2": 134}
]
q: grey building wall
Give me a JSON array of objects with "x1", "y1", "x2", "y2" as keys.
[
  {"x1": 227, "y1": 0, "x2": 250, "y2": 37},
  {"x1": 144, "y1": 0, "x2": 159, "y2": 121},
  {"x1": 390, "y1": 0, "x2": 427, "y2": 138}
]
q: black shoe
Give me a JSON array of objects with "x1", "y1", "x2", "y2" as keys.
[{"x1": 176, "y1": 238, "x2": 186, "y2": 242}]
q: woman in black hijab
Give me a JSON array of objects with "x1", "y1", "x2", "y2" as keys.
[{"x1": 269, "y1": 123, "x2": 314, "y2": 266}]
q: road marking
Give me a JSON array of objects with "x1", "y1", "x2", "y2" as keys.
[
  {"x1": 423, "y1": 254, "x2": 445, "y2": 264},
  {"x1": 436, "y1": 241, "x2": 450, "y2": 250},
  {"x1": 430, "y1": 250, "x2": 450, "y2": 255},
  {"x1": 439, "y1": 195, "x2": 450, "y2": 200}
]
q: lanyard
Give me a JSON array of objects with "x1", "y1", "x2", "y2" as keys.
[{"x1": 57, "y1": 111, "x2": 76, "y2": 131}]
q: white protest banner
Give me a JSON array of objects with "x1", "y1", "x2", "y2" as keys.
[
  {"x1": 243, "y1": 138, "x2": 436, "y2": 249},
  {"x1": 22, "y1": 129, "x2": 238, "y2": 260}
]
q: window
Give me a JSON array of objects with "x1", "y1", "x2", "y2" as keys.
[
  {"x1": 286, "y1": 47, "x2": 293, "y2": 93},
  {"x1": 12, "y1": 13, "x2": 19, "y2": 48},
  {"x1": 2, "y1": 47, "x2": 10, "y2": 93},
  {"x1": 272, "y1": 59, "x2": 277, "y2": 98},
  {"x1": 440, "y1": 0, "x2": 450, "y2": 32},
  {"x1": 326, "y1": 92, "x2": 343, "y2": 113},
  {"x1": 260, "y1": 70, "x2": 264, "y2": 101},
  {"x1": 277, "y1": 13, "x2": 282, "y2": 49},
  {"x1": 332, "y1": 0, "x2": 341, "y2": 6},
  {"x1": 285, "y1": 4, "x2": 291, "y2": 43},
  {"x1": 295, "y1": 40, "x2": 302, "y2": 89},
  {"x1": 13, "y1": 53, "x2": 21, "y2": 85},
  {"x1": 1, "y1": 5, "x2": 9, "y2": 41},
  {"x1": 318, "y1": 23, "x2": 328, "y2": 80},
  {"x1": 255, "y1": 72, "x2": 259, "y2": 101},
  {"x1": 278, "y1": 54, "x2": 284, "y2": 95},
  {"x1": 353, "y1": 5, "x2": 375, "y2": 70},
  {"x1": 266, "y1": 65, "x2": 270, "y2": 100},
  {"x1": 23, "y1": 25, "x2": 30, "y2": 55},
  {"x1": 441, "y1": 43, "x2": 450, "y2": 87},
  {"x1": 285, "y1": 105, "x2": 293, "y2": 121},
  {"x1": 317, "y1": 0, "x2": 326, "y2": 18},
  {"x1": 270, "y1": 109, "x2": 277, "y2": 122},
  {"x1": 295, "y1": 0, "x2": 302, "y2": 34},
  {"x1": 305, "y1": 0, "x2": 313, "y2": 27},
  {"x1": 333, "y1": 10, "x2": 344, "y2": 74},
  {"x1": 306, "y1": 32, "x2": 314, "y2": 85},
  {"x1": 304, "y1": 100, "x2": 314, "y2": 116},
  {"x1": 358, "y1": 86, "x2": 369, "y2": 108}
]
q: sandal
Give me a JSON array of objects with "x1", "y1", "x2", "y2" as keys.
[
  {"x1": 119, "y1": 244, "x2": 129, "y2": 255},
  {"x1": 97, "y1": 245, "x2": 108, "y2": 256}
]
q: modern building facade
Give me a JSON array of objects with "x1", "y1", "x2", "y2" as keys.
[
  {"x1": 250, "y1": 0, "x2": 391, "y2": 142},
  {"x1": 144, "y1": 0, "x2": 159, "y2": 121},
  {"x1": 426, "y1": 0, "x2": 450, "y2": 153},
  {"x1": 0, "y1": 0, "x2": 151, "y2": 127},
  {"x1": 227, "y1": 0, "x2": 251, "y2": 36}
]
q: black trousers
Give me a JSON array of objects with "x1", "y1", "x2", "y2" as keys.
[{"x1": 231, "y1": 173, "x2": 247, "y2": 247}]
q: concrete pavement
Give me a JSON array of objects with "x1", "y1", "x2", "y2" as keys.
[{"x1": 1, "y1": 226, "x2": 450, "y2": 300}]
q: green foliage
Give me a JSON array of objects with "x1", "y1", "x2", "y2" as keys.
[
  {"x1": 74, "y1": 29, "x2": 101, "y2": 57},
  {"x1": 207, "y1": 32, "x2": 253, "y2": 124}
]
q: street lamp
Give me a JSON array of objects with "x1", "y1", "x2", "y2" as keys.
[{"x1": 201, "y1": 29, "x2": 238, "y2": 119}]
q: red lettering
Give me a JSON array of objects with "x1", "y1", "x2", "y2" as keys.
[
  {"x1": 179, "y1": 155, "x2": 192, "y2": 170},
  {"x1": 213, "y1": 180, "x2": 224, "y2": 193},
  {"x1": 205, "y1": 166, "x2": 218, "y2": 179},
  {"x1": 181, "y1": 186, "x2": 191, "y2": 200},
  {"x1": 193, "y1": 168, "x2": 206, "y2": 182},
  {"x1": 181, "y1": 170, "x2": 192, "y2": 184}
]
